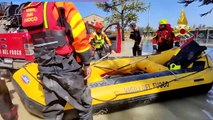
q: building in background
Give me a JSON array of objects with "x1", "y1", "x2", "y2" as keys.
[
  {"x1": 0, "y1": 2, "x2": 12, "y2": 16},
  {"x1": 83, "y1": 14, "x2": 104, "y2": 25}
]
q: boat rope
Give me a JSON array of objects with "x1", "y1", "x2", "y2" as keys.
[
  {"x1": 100, "y1": 56, "x2": 148, "y2": 77},
  {"x1": 93, "y1": 65, "x2": 114, "y2": 70},
  {"x1": 22, "y1": 63, "x2": 212, "y2": 103},
  {"x1": 92, "y1": 67, "x2": 211, "y2": 102},
  {"x1": 167, "y1": 70, "x2": 180, "y2": 80},
  {"x1": 21, "y1": 52, "x2": 213, "y2": 103},
  {"x1": 93, "y1": 54, "x2": 154, "y2": 70},
  {"x1": 22, "y1": 65, "x2": 52, "y2": 91},
  {"x1": 206, "y1": 49, "x2": 213, "y2": 55},
  {"x1": 22, "y1": 66, "x2": 111, "y2": 116}
]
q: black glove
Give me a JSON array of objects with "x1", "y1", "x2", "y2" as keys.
[
  {"x1": 174, "y1": 42, "x2": 180, "y2": 47},
  {"x1": 109, "y1": 46, "x2": 112, "y2": 52},
  {"x1": 153, "y1": 45, "x2": 157, "y2": 50},
  {"x1": 103, "y1": 43, "x2": 111, "y2": 53}
]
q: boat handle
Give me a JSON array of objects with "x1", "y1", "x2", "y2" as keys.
[
  {"x1": 0, "y1": 38, "x2": 6, "y2": 41},
  {"x1": 194, "y1": 78, "x2": 204, "y2": 82}
]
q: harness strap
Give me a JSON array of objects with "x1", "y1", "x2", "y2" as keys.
[
  {"x1": 43, "y1": 2, "x2": 48, "y2": 28},
  {"x1": 31, "y1": 30, "x2": 66, "y2": 39},
  {"x1": 31, "y1": 30, "x2": 67, "y2": 49},
  {"x1": 57, "y1": 7, "x2": 74, "y2": 44},
  {"x1": 31, "y1": 2, "x2": 73, "y2": 49}
]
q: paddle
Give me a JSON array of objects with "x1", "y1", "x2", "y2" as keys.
[{"x1": 91, "y1": 53, "x2": 111, "y2": 66}]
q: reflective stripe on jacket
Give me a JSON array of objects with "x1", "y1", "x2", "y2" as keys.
[
  {"x1": 22, "y1": 2, "x2": 91, "y2": 56},
  {"x1": 89, "y1": 32, "x2": 111, "y2": 49},
  {"x1": 22, "y1": 2, "x2": 91, "y2": 64}
]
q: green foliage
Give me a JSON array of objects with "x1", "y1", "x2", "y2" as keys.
[
  {"x1": 96, "y1": 0, "x2": 148, "y2": 28},
  {"x1": 178, "y1": 0, "x2": 213, "y2": 16},
  {"x1": 144, "y1": 25, "x2": 155, "y2": 32}
]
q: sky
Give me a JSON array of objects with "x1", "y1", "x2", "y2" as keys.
[{"x1": 6, "y1": 0, "x2": 213, "y2": 29}]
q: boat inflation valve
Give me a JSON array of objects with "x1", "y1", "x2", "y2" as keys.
[{"x1": 170, "y1": 63, "x2": 181, "y2": 70}]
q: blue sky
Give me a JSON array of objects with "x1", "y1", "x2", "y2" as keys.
[{"x1": 10, "y1": 0, "x2": 213, "y2": 29}]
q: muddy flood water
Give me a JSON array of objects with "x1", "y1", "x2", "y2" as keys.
[{"x1": 1, "y1": 40, "x2": 213, "y2": 120}]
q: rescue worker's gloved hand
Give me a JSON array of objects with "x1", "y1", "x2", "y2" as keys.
[
  {"x1": 108, "y1": 46, "x2": 115, "y2": 54},
  {"x1": 153, "y1": 45, "x2": 158, "y2": 54},
  {"x1": 108, "y1": 46, "x2": 112, "y2": 52},
  {"x1": 110, "y1": 50, "x2": 116, "y2": 54},
  {"x1": 174, "y1": 42, "x2": 180, "y2": 47},
  {"x1": 78, "y1": 49, "x2": 92, "y2": 81},
  {"x1": 78, "y1": 49, "x2": 92, "y2": 65},
  {"x1": 153, "y1": 44, "x2": 157, "y2": 50},
  {"x1": 83, "y1": 65, "x2": 92, "y2": 81}
]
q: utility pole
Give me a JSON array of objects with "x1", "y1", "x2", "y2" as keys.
[
  {"x1": 147, "y1": 2, "x2": 150, "y2": 37},
  {"x1": 120, "y1": 0, "x2": 125, "y2": 41},
  {"x1": 148, "y1": 2, "x2": 150, "y2": 28}
]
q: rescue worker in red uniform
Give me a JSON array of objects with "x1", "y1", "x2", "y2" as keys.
[
  {"x1": 152, "y1": 19, "x2": 180, "y2": 53},
  {"x1": 22, "y1": 2, "x2": 93, "y2": 120},
  {"x1": 89, "y1": 22, "x2": 115, "y2": 60},
  {"x1": 0, "y1": 79, "x2": 18, "y2": 120}
]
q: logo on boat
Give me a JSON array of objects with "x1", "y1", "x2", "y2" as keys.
[
  {"x1": 124, "y1": 81, "x2": 170, "y2": 94},
  {"x1": 153, "y1": 81, "x2": 169, "y2": 88},
  {"x1": 21, "y1": 74, "x2": 30, "y2": 84},
  {"x1": 124, "y1": 84, "x2": 150, "y2": 94}
]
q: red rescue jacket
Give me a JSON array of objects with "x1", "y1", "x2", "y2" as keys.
[
  {"x1": 152, "y1": 24, "x2": 177, "y2": 46},
  {"x1": 22, "y1": 2, "x2": 91, "y2": 58}
]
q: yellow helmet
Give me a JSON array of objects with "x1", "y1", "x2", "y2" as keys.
[{"x1": 159, "y1": 19, "x2": 168, "y2": 25}]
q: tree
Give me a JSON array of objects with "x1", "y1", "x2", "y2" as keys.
[
  {"x1": 192, "y1": 24, "x2": 196, "y2": 29},
  {"x1": 178, "y1": 0, "x2": 213, "y2": 16},
  {"x1": 198, "y1": 24, "x2": 202, "y2": 28},
  {"x1": 143, "y1": 25, "x2": 155, "y2": 37},
  {"x1": 202, "y1": 24, "x2": 206, "y2": 28},
  {"x1": 96, "y1": 0, "x2": 149, "y2": 41}
]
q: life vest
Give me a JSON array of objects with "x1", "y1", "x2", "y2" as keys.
[
  {"x1": 22, "y1": 2, "x2": 73, "y2": 56},
  {"x1": 155, "y1": 25, "x2": 174, "y2": 45},
  {"x1": 92, "y1": 32, "x2": 105, "y2": 49}
]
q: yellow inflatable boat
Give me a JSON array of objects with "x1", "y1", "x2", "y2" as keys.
[{"x1": 12, "y1": 40, "x2": 213, "y2": 118}]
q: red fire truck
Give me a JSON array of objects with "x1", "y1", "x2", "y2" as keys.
[
  {"x1": 0, "y1": 32, "x2": 34, "y2": 69},
  {"x1": 0, "y1": 3, "x2": 34, "y2": 78}
]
